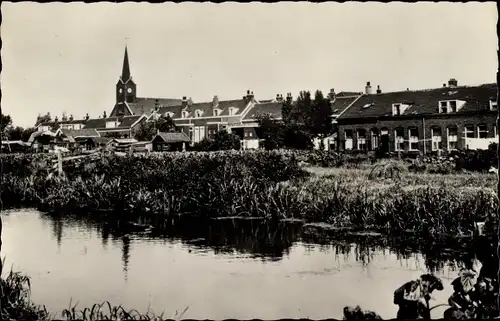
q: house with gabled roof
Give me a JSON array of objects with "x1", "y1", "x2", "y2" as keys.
[{"x1": 336, "y1": 79, "x2": 498, "y2": 154}]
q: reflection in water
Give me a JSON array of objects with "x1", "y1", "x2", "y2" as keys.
[
  {"x1": 45, "y1": 214, "x2": 494, "y2": 278},
  {"x1": 2, "y1": 210, "x2": 498, "y2": 320},
  {"x1": 121, "y1": 235, "x2": 130, "y2": 281}
]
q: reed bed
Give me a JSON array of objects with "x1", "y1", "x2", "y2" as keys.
[{"x1": 0, "y1": 151, "x2": 497, "y2": 237}]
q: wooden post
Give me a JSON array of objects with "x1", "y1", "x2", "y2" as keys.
[{"x1": 57, "y1": 151, "x2": 63, "y2": 176}]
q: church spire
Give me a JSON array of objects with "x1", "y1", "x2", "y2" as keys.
[{"x1": 121, "y1": 46, "x2": 131, "y2": 82}]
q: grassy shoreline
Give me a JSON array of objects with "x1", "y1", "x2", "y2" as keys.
[{"x1": 0, "y1": 150, "x2": 497, "y2": 237}]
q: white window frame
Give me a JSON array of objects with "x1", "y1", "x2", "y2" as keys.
[
  {"x1": 439, "y1": 101, "x2": 448, "y2": 113},
  {"x1": 449, "y1": 100, "x2": 457, "y2": 112},
  {"x1": 213, "y1": 109, "x2": 221, "y2": 117},
  {"x1": 105, "y1": 121, "x2": 118, "y2": 129},
  {"x1": 370, "y1": 129, "x2": 379, "y2": 150},
  {"x1": 464, "y1": 125, "x2": 475, "y2": 138},
  {"x1": 394, "y1": 128, "x2": 405, "y2": 151},
  {"x1": 408, "y1": 128, "x2": 419, "y2": 151},
  {"x1": 477, "y1": 124, "x2": 488, "y2": 139},
  {"x1": 195, "y1": 110, "x2": 203, "y2": 118},
  {"x1": 228, "y1": 107, "x2": 236, "y2": 116},
  {"x1": 447, "y1": 127, "x2": 458, "y2": 150},
  {"x1": 431, "y1": 127, "x2": 442, "y2": 151},
  {"x1": 182, "y1": 111, "x2": 189, "y2": 118},
  {"x1": 345, "y1": 130, "x2": 353, "y2": 150},
  {"x1": 490, "y1": 100, "x2": 498, "y2": 111},
  {"x1": 357, "y1": 129, "x2": 367, "y2": 151}
]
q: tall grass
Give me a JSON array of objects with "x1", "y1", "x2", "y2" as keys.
[{"x1": 0, "y1": 150, "x2": 497, "y2": 237}]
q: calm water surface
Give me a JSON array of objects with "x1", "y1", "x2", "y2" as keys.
[{"x1": 2, "y1": 209, "x2": 472, "y2": 319}]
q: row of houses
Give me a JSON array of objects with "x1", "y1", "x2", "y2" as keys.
[{"x1": 30, "y1": 47, "x2": 498, "y2": 155}]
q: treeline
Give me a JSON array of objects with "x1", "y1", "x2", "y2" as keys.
[{"x1": 1, "y1": 114, "x2": 37, "y2": 141}]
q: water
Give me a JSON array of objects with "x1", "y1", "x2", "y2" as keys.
[{"x1": 1, "y1": 209, "x2": 478, "y2": 319}]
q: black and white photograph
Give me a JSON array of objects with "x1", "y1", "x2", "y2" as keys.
[{"x1": 0, "y1": 2, "x2": 498, "y2": 320}]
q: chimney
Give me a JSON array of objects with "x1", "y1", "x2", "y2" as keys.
[
  {"x1": 276, "y1": 94, "x2": 284, "y2": 102},
  {"x1": 212, "y1": 95, "x2": 219, "y2": 107},
  {"x1": 365, "y1": 81, "x2": 373, "y2": 95},
  {"x1": 328, "y1": 88, "x2": 336, "y2": 103},
  {"x1": 245, "y1": 90, "x2": 254, "y2": 104},
  {"x1": 85, "y1": 113, "x2": 89, "y2": 121},
  {"x1": 376, "y1": 85, "x2": 382, "y2": 94},
  {"x1": 448, "y1": 78, "x2": 458, "y2": 88},
  {"x1": 54, "y1": 116, "x2": 59, "y2": 123},
  {"x1": 154, "y1": 99, "x2": 160, "y2": 111},
  {"x1": 103, "y1": 111, "x2": 107, "y2": 119},
  {"x1": 69, "y1": 114, "x2": 74, "y2": 121},
  {"x1": 286, "y1": 92, "x2": 293, "y2": 104},
  {"x1": 182, "y1": 96, "x2": 188, "y2": 108},
  {"x1": 443, "y1": 83, "x2": 447, "y2": 88}
]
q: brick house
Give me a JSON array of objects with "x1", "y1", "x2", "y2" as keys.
[{"x1": 336, "y1": 79, "x2": 498, "y2": 154}]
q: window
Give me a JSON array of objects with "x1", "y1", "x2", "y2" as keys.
[
  {"x1": 440, "y1": 101, "x2": 448, "y2": 113},
  {"x1": 357, "y1": 129, "x2": 367, "y2": 151},
  {"x1": 393, "y1": 104, "x2": 401, "y2": 116},
  {"x1": 188, "y1": 127, "x2": 193, "y2": 141},
  {"x1": 447, "y1": 127, "x2": 458, "y2": 150},
  {"x1": 213, "y1": 109, "x2": 219, "y2": 116},
  {"x1": 381, "y1": 128, "x2": 389, "y2": 136},
  {"x1": 431, "y1": 127, "x2": 442, "y2": 151},
  {"x1": 345, "y1": 130, "x2": 353, "y2": 150},
  {"x1": 228, "y1": 107, "x2": 236, "y2": 116},
  {"x1": 182, "y1": 111, "x2": 189, "y2": 118},
  {"x1": 106, "y1": 121, "x2": 117, "y2": 128},
  {"x1": 449, "y1": 101, "x2": 457, "y2": 112},
  {"x1": 395, "y1": 128, "x2": 405, "y2": 151},
  {"x1": 464, "y1": 125, "x2": 475, "y2": 138},
  {"x1": 408, "y1": 128, "x2": 419, "y2": 151},
  {"x1": 490, "y1": 99, "x2": 498, "y2": 111},
  {"x1": 244, "y1": 132, "x2": 249, "y2": 138},
  {"x1": 370, "y1": 129, "x2": 379, "y2": 150},
  {"x1": 195, "y1": 110, "x2": 203, "y2": 118},
  {"x1": 478, "y1": 124, "x2": 488, "y2": 139},
  {"x1": 249, "y1": 132, "x2": 253, "y2": 137}
]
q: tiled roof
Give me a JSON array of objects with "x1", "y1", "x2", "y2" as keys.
[
  {"x1": 339, "y1": 83, "x2": 497, "y2": 119},
  {"x1": 82, "y1": 116, "x2": 143, "y2": 130},
  {"x1": 154, "y1": 98, "x2": 250, "y2": 119},
  {"x1": 27, "y1": 130, "x2": 59, "y2": 143},
  {"x1": 336, "y1": 91, "x2": 363, "y2": 97},
  {"x1": 38, "y1": 118, "x2": 88, "y2": 127},
  {"x1": 61, "y1": 128, "x2": 100, "y2": 138},
  {"x1": 243, "y1": 102, "x2": 283, "y2": 120},
  {"x1": 127, "y1": 97, "x2": 183, "y2": 116},
  {"x1": 153, "y1": 131, "x2": 191, "y2": 143},
  {"x1": 331, "y1": 96, "x2": 361, "y2": 115}
]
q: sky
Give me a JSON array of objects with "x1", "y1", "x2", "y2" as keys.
[{"x1": 1, "y1": 2, "x2": 498, "y2": 128}]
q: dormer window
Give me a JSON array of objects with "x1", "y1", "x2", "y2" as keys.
[
  {"x1": 228, "y1": 107, "x2": 238, "y2": 116},
  {"x1": 392, "y1": 103, "x2": 410, "y2": 116},
  {"x1": 490, "y1": 99, "x2": 498, "y2": 111},
  {"x1": 182, "y1": 111, "x2": 189, "y2": 118},
  {"x1": 449, "y1": 101, "x2": 457, "y2": 112},
  {"x1": 106, "y1": 120, "x2": 119, "y2": 128},
  {"x1": 213, "y1": 109, "x2": 221, "y2": 117},
  {"x1": 438, "y1": 100, "x2": 465, "y2": 113},
  {"x1": 195, "y1": 110, "x2": 203, "y2": 118},
  {"x1": 440, "y1": 101, "x2": 448, "y2": 113},
  {"x1": 362, "y1": 103, "x2": 373, "y2": 109}
]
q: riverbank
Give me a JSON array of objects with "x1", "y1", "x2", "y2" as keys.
[{"x1": 0, "y1": 151, "x2": 497, "y2": 237}]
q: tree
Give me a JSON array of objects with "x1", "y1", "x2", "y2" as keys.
[
  {"x1": 35, "y1": 113, "x2": 52, "y2": 126},
  {"x1": 193, "y1": 130, "x2": 241, "y2": 151},
  {"x1": 1, "y1": 114, "x2": 12, "y2": 134},
  {"x1": 256, "y1": 113, "x2": 285, "y2": 150},
  {"x1": 134, "y1": 114, "x2": 178, "y2": 141},
  {"x1": 310, "y1": 90, "x2": 334, "y2": 150}
]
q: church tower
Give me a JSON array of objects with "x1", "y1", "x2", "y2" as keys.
[{"x1": 116, "y1": 46, "x2": 137, "y2": 104}]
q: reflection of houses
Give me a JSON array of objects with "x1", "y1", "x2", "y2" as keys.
[
  {"x1": 152, "y1": 132, "x2": 190, "y2": 151},
  {"x1": 336, "y1": 79, "x2": 498, "y2": 154}
]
